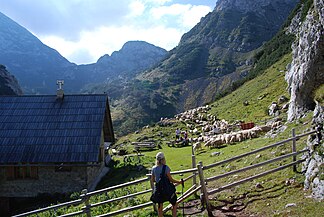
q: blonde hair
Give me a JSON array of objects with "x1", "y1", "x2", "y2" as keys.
[{"x1": 155, "y1": 152, "x2": 166, "y2": 166}]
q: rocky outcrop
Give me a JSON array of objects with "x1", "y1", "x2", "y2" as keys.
[
  {"x1": 285, "y1": 0, "x2": 324, "y2": 121},
  {"x1": 303, "y1": 103, "x2": 324, "y2": 200},
  {"x1": 285, "y1": 0, "x2": 324, "y2": 200},
  {"x1": 0, "y1": 65, "x2": 23, "y2": 95}
]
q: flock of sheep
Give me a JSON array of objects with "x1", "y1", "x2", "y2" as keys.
[{"x1": 160, "y1": 104, "x2": 282, "y2": 152}]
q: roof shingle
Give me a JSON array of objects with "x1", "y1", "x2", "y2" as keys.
[{"x1": 0, "y1": 94, "x2": 113, "y2": 164}]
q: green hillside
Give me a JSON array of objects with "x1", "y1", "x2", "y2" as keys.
[
  {"x1": 95, "y1": 52, "x2": 321, "y2": 216},
  {"x1": 210, "y1": 54, "x2": 292, "y2": 123}
]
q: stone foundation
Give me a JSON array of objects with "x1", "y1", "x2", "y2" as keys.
[{"x1": 0, "y1": 164, "x2": 103, "y2": 198}]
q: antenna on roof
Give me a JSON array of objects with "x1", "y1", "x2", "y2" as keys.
[{"x1": 56, "y1": 80, "x2": 64, "y2": 99}]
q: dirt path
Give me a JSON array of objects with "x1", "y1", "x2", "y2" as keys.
[{"x1": 179, "y1": 199, "x2": 253, "y2": 217}]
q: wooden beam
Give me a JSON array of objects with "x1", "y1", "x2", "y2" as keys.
[
  {"x1": 90, "y1": 189, "x2": 151, "y2": 208},
  {"x1": 85, "y1": 177, "x2": 149, "y2": 197},
  {"x1": 12, "y1": 199, "x2": 82, "y2": 217},
  {"x1": 94, "y1": 202, "x2": 153, "y2": 217}
]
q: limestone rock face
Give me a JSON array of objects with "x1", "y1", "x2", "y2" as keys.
[{"x1": 285, "y1": 0, "x2": 324, "y2": 121}]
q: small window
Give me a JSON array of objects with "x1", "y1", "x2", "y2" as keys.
[{"x1": 6, "y1": 165, "x2": 38, "y2": 180}]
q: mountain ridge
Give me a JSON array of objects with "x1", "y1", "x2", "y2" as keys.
[
  {"x1": 0, "y1": 10, "x2": 167, "y2": 94},
  {"x1": 137, "y1": 0, "x2": 299, "y2": 111}
]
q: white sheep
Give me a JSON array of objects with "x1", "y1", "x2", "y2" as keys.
[{"x1": 193, "y1": 142, "x2": 202, "y2": 152}]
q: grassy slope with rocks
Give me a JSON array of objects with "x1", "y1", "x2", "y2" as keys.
[
  {"x1": 98, "y1": 52, "x2": 322, "y2": 216},
  {"x1": 30, "y1": 52, "x2": 323, "y2": 217}
]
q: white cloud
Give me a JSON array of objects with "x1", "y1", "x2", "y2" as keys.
[
  {"x1": 150, "y1": 4, "x2": 212, "y2": 28},
  {"x1": 40, "y1": 25, "x2": 184, "y2": 64},
  {"x1": 142, "y1": 0, "x2": 172, "y2": 6},
  {"x1": 181, "y1": 5, "x2": 211, "y2": 28},
  {"x1": 150, "y1": 4, "x2": 191, "y2": 19},
  {"x1": 128, "y1": 0, "x2": 146, "y2": 17}
]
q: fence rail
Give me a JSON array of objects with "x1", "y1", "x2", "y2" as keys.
[
  {"x1": 205, "y1": 149, "x2": 308, "y2": 183},
  {"x1": 13, "y1": 129, "x2": 317, "y2": 217},
  {"x1": 13, "y1": 199, "x2": 83, "y2": 217}
]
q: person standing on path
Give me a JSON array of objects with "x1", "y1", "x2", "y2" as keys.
[{"x1": 151, "y1": 152, "x2": 183, "y2": 217}]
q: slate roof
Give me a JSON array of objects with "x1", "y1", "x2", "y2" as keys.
[{"x1": 0, "y1": 94, "x2": 114, "y2": 164}]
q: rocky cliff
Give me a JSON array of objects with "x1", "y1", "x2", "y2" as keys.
[
  {"x1": 0, "y1": 65, "x2": 23, "y2": 95},
  {"x1": 285, "y1": 0, "x2": 324, "y2": 200}
]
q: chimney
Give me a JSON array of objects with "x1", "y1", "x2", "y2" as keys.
[{"x1": 56, "y1": 80, "x2": 64, "y2": 99}]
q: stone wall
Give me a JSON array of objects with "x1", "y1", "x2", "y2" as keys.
[
  {"x1": 0, "y1": 164, "x2": 102, "y2": 198},
  {"x1": 303, "y1": 103, "x2": 324, "y2": 200}
]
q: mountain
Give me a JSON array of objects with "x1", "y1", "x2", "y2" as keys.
[
  {"x1": 138, "y1": 0, "x2": 299, "y2": 110},
  {"x1": 0, "y1": 64, "x2": 23, "y2": 95},
  {"x1": 0, "y1": 11, "x2": 74, "y2": 93},
  {"x1": 96, "y1": 0, "x2": 299, "y2": 135},
  {"x1": 0, "y1": 11, "x2": 167, "y2": 94},
  {"x1": 96, "y1": 41, "x2": 167, "y2": 79},
  {"x1": 77, "y1": 41, "x2": 167, "y2": 86}
]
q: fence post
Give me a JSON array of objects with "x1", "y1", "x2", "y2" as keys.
[
  {"x1": 148, "y1": 174, "x2": 157, "y2": 212},
  {"x1": 197, "y1": 161, "x2": 212, "y2": 216},
  {"x1": 81, "y1": 189, "x2": 91, "y2": 217},
  {"x1": 192, "y1": 154, "x2": 197, "y2": 187},
  {"x1": 292, "y1": 128, "x2": 297, "y2": 172}
]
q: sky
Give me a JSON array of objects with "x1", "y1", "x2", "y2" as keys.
[{"x1": 0, "y1": 0, "x2": 217, "y2": 64}]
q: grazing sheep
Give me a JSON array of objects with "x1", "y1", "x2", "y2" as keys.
[
  {"x1": 193, "y1": 128, "x2": 199, "y2": 135},
  {"x1": 229, "y1": 133, "x2": 237, "y2": 143},
  {"x1": 193, "y1": 142, "x2": 202, "y2": 152},
  {"x1": 212, "y1": 137, "x2": 223, "y2": 148},
  {"x1": 271, "y1": 121, "x2": 282, "y2": 129},
  {"x1": 204, "y1": 140, "x2": 213, "y2": 148},
  {"x1": 236, "y1": 132, "x2": 243, "y2": 142},
  {"x1": 198, "y1": 136, "x2": 204, "y2": 142},
  {"x1": 224, "y1": 134, "x2": 231, "y2": 144}
]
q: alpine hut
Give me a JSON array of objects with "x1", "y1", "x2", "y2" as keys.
[{"x1": 0, "y1": 87, "x2": 115, "y2": 204}]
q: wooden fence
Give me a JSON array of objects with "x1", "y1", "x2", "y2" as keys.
[{"x1": 13, "y1": 129, "x2": 317, "y2": 217}]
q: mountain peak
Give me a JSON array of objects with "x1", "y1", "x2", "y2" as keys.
[{"x1": 97, "y1": 41, "x2": 166, "y2": 64}]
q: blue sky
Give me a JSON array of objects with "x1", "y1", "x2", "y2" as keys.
[{"x1": 0, "y1": 0, "x2": 217, "y2": 64}]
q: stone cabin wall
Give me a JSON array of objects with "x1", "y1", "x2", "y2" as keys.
[{"x1": 0, "y1": 164, "x2": 102, "y2": 198}]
